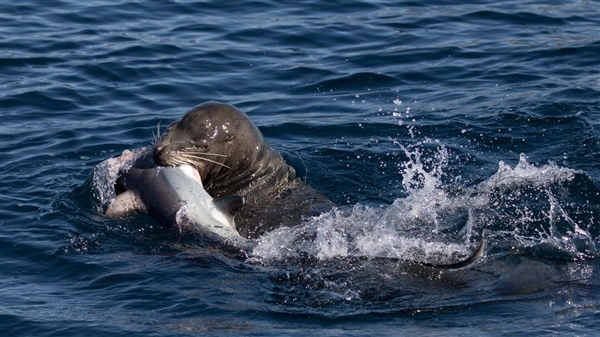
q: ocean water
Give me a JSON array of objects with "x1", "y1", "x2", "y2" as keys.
[{"x1": 1, "y1": 0, "x2": 599, "y2": 336}]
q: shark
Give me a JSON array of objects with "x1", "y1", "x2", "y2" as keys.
[{"x1": 105, "y1": 152, "x2": 251, "y2": 249}]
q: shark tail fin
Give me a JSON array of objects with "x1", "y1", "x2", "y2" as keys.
[{"x1": 421, "y1": 238, "x2": 486, "y2": 270}]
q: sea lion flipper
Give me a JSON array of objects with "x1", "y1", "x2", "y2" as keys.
[
  {"x1": 212, "y1": 196, "x2": 245, "y2": 216},
  {"x1": 105, "y1": 190, "x2": 147, "y2": 218}
]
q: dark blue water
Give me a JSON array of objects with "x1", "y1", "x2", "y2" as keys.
[{"x1": 2, "y1": 1, "x2": 599, "y2": 336}]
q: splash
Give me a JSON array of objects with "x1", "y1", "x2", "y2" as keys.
[
  {"x1": 469, "y1": 154, "x2": 598, "y2": 259},
  {"x1": 253, "y1": 140, "x2": 477, "y2": 264},
  {"x1": 252, "y1": 142, "x2": 599, "y2": 264},
  {"x1": 377, "y1": 138, "x2": 455, "y2": 233},
  {"x1": 481, "y1": 153, "x2": 577, "y2": 191},
  {"x1": 90, "y1": 147, "x2": 149, "y2": 213}
]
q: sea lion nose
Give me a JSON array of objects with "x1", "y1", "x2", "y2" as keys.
[{"x1": 153, "y1": 145, "x2": 168, "y2": 166}]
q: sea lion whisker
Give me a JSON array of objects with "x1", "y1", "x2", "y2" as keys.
[
  {"x1": 170, "y1": 156, "x2": 192, "y2": 167},
  {"x1": 157, "y1": 121, "x2": 162, "y2": 142},
  {"x1": 179, "y1": 153, "x2": 231, "y2": 169},
  {"x1": 151, "y1": 121, "x2": 162, "y2": 145},
  {"x1": 185, "y1": 152, "x2": 228, "y2": 157},
  {"x1": 181, "y1": 158, "x2": 201, "y2": 167},
  {"x1": 173, "y1": 158, "x2": 207, "y2": 170}
]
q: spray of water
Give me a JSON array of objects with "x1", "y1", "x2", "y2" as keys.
[{"x1": 253, "y1": 142, "x2": 598, "y2": 263}]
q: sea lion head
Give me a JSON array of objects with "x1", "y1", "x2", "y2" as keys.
[{"x1": 153, "y1": 101, "x2": 285, "y2": 197}]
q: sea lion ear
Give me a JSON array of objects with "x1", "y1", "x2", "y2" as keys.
[
  {"x1": 213, "y1": 196, "x2": 245, "y2": 215},
  {"x1": 224, "y1": 133, "x2": 237, "y2": 142}
]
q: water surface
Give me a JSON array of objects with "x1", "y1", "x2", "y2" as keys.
[{"x1": 1, "y1": 0, "x2": 599, "y2": 336}]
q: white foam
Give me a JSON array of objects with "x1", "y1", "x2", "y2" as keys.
[{"x1": 482, "y1": 153, "x2": 577, "y2": 191}]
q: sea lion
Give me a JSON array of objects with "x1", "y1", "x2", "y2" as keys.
[{"x1": 153, "y1": 101, "x2": 334, "y2": 239}]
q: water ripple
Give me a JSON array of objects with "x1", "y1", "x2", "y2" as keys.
[{"x1": 1, "y1": 0, "x2": 599, "y2": 335}]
